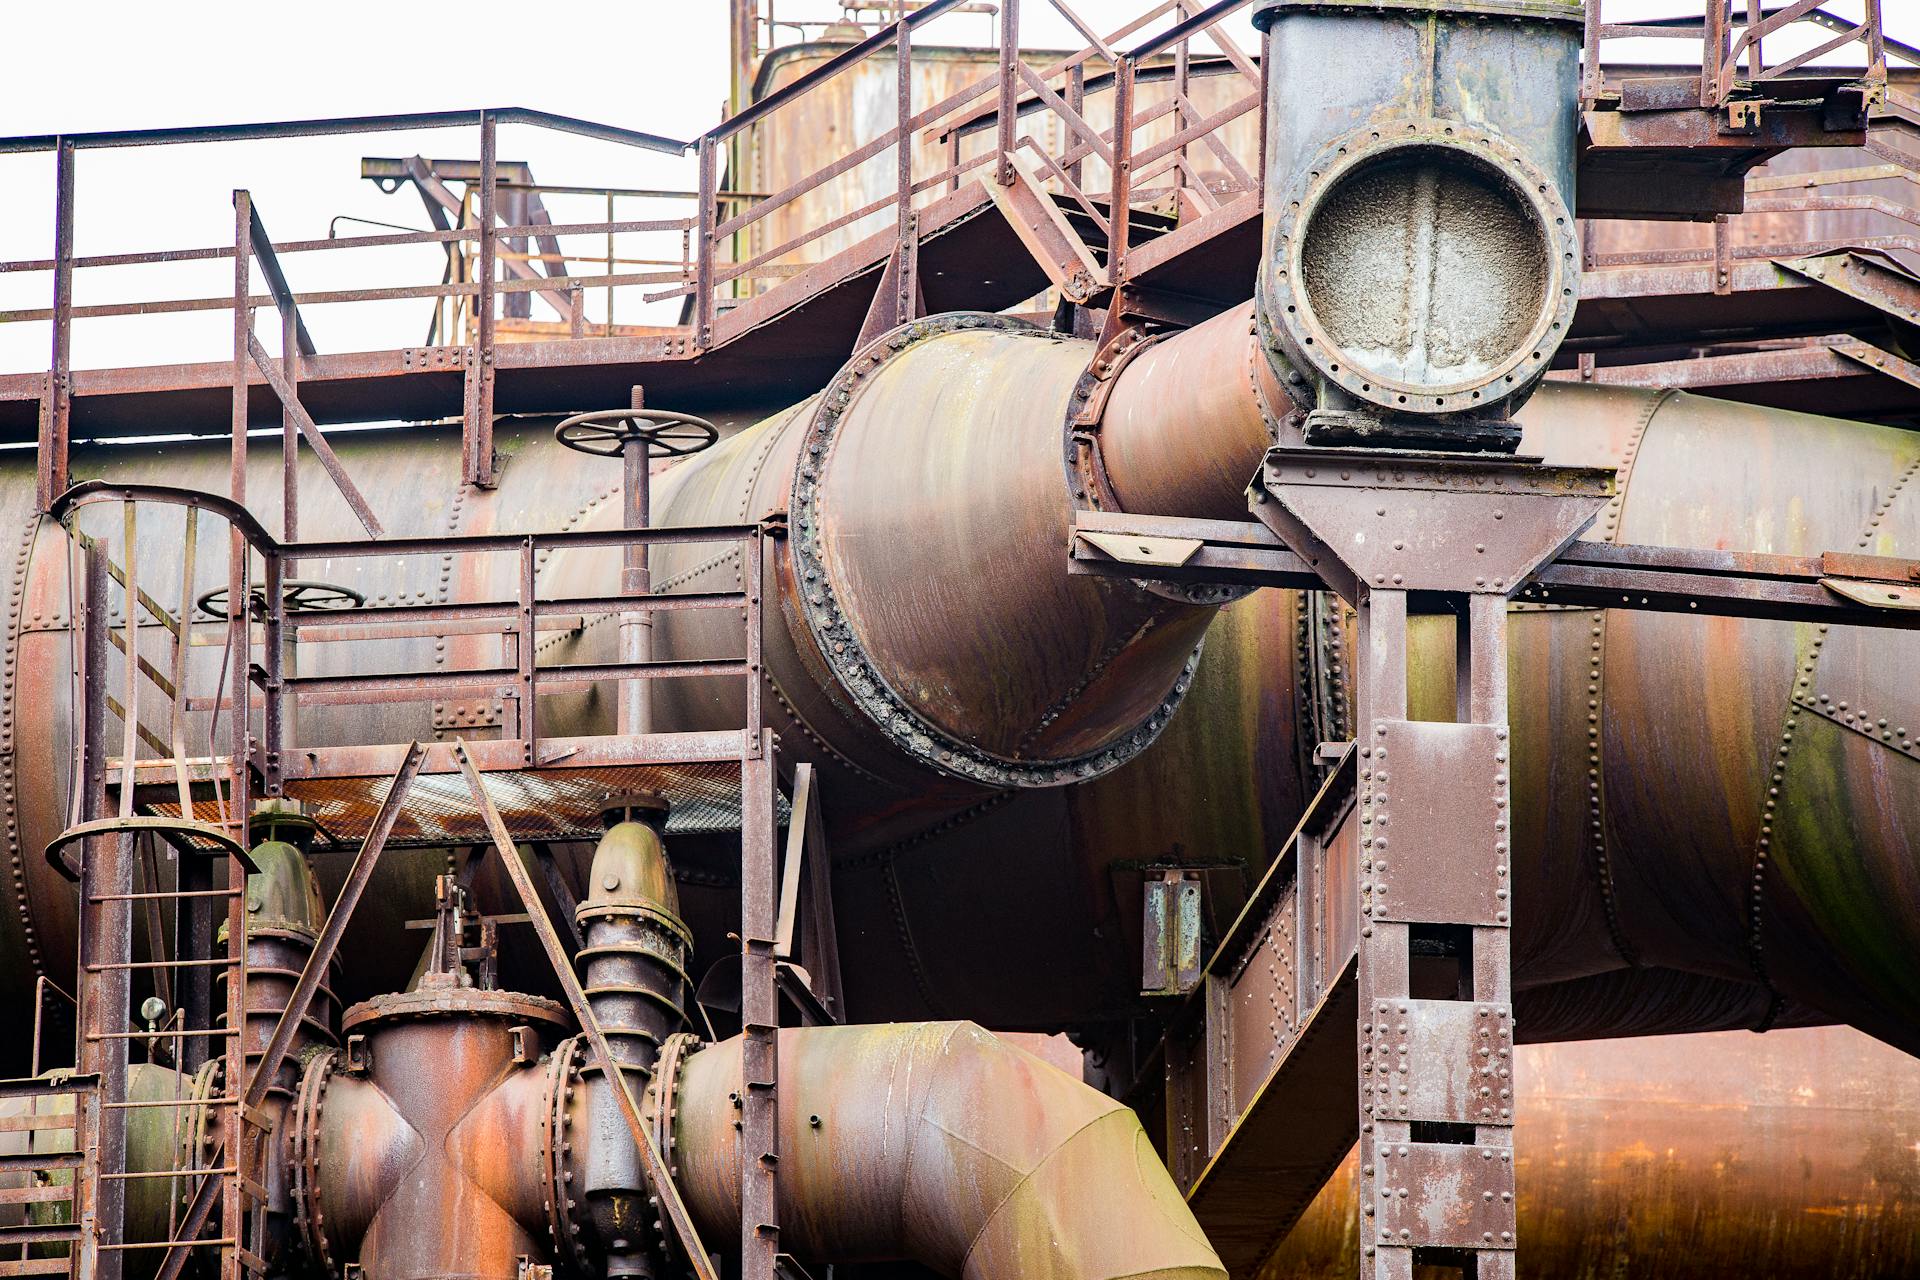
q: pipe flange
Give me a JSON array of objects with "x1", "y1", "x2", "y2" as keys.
[
  {"x1": 543, "y1": 1035, "x2": 592, "y2": 1275},
  {"x1": 642, "y1": 1032, "x2": 701, "y2": 1268},
  {"x1": 646, "y1": 1032, "x2": 700, "y2": 1184},
  {"x1": 1260, "y1": 118, "x2": 1580, "y2": 419},
  {"x1": 290, "y1": 1048, "x2": 338, "y2": 1276},
  {"x1": 1062, "y1": 330, "x2": 1253, "y2": 608},
  {"x1": 790, "y1": 312, "x2": 1203, "y2": 788}
]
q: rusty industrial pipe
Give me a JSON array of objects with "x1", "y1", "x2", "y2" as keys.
[{"x1": 667, "y1": 1021, "x2": 1227, "y2": 1280}]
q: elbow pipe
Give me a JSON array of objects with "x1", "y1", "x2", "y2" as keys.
[{"x1": 666, "y1": 1022, "x2": 1226, "y2": 1280}]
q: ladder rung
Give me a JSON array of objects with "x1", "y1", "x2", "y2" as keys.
[
  {"x1": 99, "y1": 1166, "x2": 235, "y2": 1181},
  {"x1": 89, "y1": 889, "x2": 242, "y2": 903},
  {"x1": 0, "y1": 1257, "x2": 74, "y2": 1276},
  {"x1": 235, "y1": 1244, "x2": 270, "y2": 1277},
  {"x1": 0, "y1": 1184, "x2": 72, "y2": 1206},
  {"x1": 0, "y1": 1113, "x2": 74, "y2": 1133},
  {"x1": 0, "y1": 1152, "x2": 80, "y2": 1172},
  {"x1": 97, "y1": 1238, "x2": 237, "y2": 1252},
  {"x1": 87, "y1": 958, "x2": 236, "y2": 972},
  {"x1": 87, "y1": 1028, "x2": 234, "y2": 1041},
  {"x1": 0, "y1": 1077, "x2": 97, "y2": 1102}
]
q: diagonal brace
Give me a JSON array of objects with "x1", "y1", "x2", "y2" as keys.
[
  {"x1": 245, "y1": 333, "x2": 383, "y2": 538},
  {"x1": 452, "y1": 738, "x2": 720, "y2": 1280},
  {"x1": 151, "y1": 740, "x2": 426, "y2": 1280}
]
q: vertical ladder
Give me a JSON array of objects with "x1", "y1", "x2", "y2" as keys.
[
  {"x1": 0, "y1": 1074, "x2": 98, "y2": 1280},
  {"x1": 54, "y1": 514, "x2": 257, "y2": 1280}
]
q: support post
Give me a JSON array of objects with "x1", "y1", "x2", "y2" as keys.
[
  {"x1": 619, "y1": 386, "x2": 652, "y2": 737},
  {"x1": 738, "y1": 730, "x2": 780, "y2": 1280},
  {"x1": 465, "y1": 111, "x2": 499, "y2": 488},
  {"x1": 996, "y1": 0, "x2": 1019, "y2": 186},
  {"x1": 73, "y1": 541, "x2": 124, "y2": 1280},
  {"x1": 1109, "y1": 57, "x2": 1134, "y2": 286},
  {"x1": 1248, "y1": 449, "x2": 1611, "y2": 1280},
  {"x1": 897, "y1": 15, "x2": 913, "y2": 248},
  {"x1": 37, "y1": 137, "x2": 74, "y2": 513},
  {"x1": 696, "y1": 136, "x2": 718, "y2": 349}
]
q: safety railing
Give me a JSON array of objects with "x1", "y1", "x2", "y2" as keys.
[
  {"x1": 0, "y1": 0, "x2": 1902, "y2": 508},
  {"x1": 50, "y1": 483, "x2": 768, "y2": 806},
  {"x1": 1583, "y1": 1, "x2": 1893, "y2": 106}
]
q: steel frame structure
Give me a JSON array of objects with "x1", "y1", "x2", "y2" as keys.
[
  {"x1": 0, "y1": 5, "x2": 1910, "y2": 1280},
  {"x1": 1069, "y1": 454, "x2": 1919, "y2": 1275},
  {"x1": 34, "y1": 475, "x2": 786, "y2": 1280},
  {"x1": 1, "y1": 0, "x2": 1898, "y2": 465}
]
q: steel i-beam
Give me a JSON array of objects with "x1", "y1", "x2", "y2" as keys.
[{"x1": 1250, "y1": 447, "x2": 1613, "y2": 1280}]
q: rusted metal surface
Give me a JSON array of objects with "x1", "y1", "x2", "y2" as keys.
[
  {"x1": 1266, "y1": 1024, "x2": 1920, "y2": 1280},
  {"x1": 671, "y1": 1021, "x2": 1227, "y2": 1280},
  {"x1": 1, "y1": 12, "x2": 1919, "y2": 1280},
  {"x1": 306, "y1": 988, "x2": 571, "y2": 1280}
]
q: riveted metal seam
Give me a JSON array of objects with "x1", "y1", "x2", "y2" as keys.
[
  {"x1": 1748, "y1": 450, "x2": 1920, "y2": 1024},
  {"x1": 1585, "y1": 387, "x2": 1676, "y2": 969},
  {"x1": 882, "y1": 855, "x2": 945, "y2": 1017},
  {"x1": 5, "y1": 514, "x2": 45, "y2": 976}
]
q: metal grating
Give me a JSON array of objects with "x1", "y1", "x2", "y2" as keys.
[{"x1": 151, "y1": 762, "x2": 782, "y2": 849}]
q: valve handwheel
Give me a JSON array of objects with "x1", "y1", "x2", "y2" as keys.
[
  {"x1": 553, "y1": 408, "x2": 720, "y2": 459},
  {"x1": 197, "y1": 579, "x2": 366, "y2": 621}
]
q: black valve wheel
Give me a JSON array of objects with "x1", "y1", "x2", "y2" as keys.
[
  {"x1": 197, "y1": 579, "x2": 367, "y2": 622},
  {"x1": 553, "y1": 408, "x2": 720, "y2": 460}
]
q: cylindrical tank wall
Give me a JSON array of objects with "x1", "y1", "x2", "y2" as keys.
[
  {"x1": 1264, "y1": 1024, "x2": 1920, "y2": 1279},
  {"x1": 0, "y1": 338, "x2": 1914, "y2": 1058}
]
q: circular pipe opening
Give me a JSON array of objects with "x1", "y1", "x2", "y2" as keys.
[{"x1": 1263, "y1": 128, "x2": 1578, "y2": 416}]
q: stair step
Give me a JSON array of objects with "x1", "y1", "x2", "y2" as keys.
[{"x1": 0, "y1": 1259, "x2": 74, "y2": 1278}]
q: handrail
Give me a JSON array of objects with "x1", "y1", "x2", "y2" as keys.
[
  {"x1": 52, "y1": 480, "x2": 759, "y2": 561},
  {"x1": 0, "y1": 106, "x2": 688, "y2": 156}
]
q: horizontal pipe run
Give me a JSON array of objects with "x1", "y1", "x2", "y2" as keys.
[
  {"x1": 280, "y1": 590, "x2": 746, "y2": 629},
  {"x1": 282, "y1": 657, "x2": 749, "y2": 697}
]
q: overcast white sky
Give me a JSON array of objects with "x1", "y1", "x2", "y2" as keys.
[{"x1": 0, "y1": 1, "x2": 1908, "y2": 379}]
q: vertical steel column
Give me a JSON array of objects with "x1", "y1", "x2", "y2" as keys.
[
  {"x1": 896, "y1": 16, "x2": 913, "y2": 245},
  {"x1": 1581, "y1": 0, "x2": 1602, "y2": 103},
  {"x1": 37, "y1": 138, "x2": 74, "y2": 513},
  {"x1": 517, "y1": 536, "x2": 537, "y2": 764},
  {"x1": 1701, "y1": 0, "x2": 1730, "y2": 106},
  {"x1": 1353, "y1": 589, "x2": 1516, "y2": 1280},
  {"x1": 1065, "y1": 62, "x2": 1087, "y2": 190},
  {"x1": 465, "y1": 112, "x2": 499, "y2": 488},
  {"x1": 1108, "y1": 57, "x2": 1134, "y2": 286},
  {"x1": 738, "y1": 728, "x2": 780, "y2": 1280},
  {"x1": 996, "y1": 0, "x2": 1019, "y2": 186},
  {"x1": 696, "y1": 136, "x2": 718, "y2": 349},
  {"x1": 1173, "y1": 3, "x2": 1191, "y2": 200},
  {"x1": 224, "y1": 193, "x2": 253, "y2": 1280},
  {"x1": 73, "y1": 542, "x2": 123, "y2": 1280},
  {"x1": 1251, "y1": 452, "x2": 1611, "y2": 1280},
  {"x1": 618, "y1": 388, "x2": 652, "y2": 737},
  {"x1": 281, "y1": 304, "x2": 299, "y2": 545}
]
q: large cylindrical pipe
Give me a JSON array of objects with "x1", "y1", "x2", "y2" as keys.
[
  {"x1": 1, "y1": 350, "x2": 1915, "y2": 1051},
  {"x1": 1265, "y1": 1024, "x2": 1920, "y2": 1279},
  {"x1": 668, "y1": 1021, "x2": 1226, "y2": 1280}
]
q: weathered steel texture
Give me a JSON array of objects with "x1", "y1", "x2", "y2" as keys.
[
  {"x1": 1, "y1": 346, "x2": 1914, "y2": 1063},
  {"x1": 1253, "y1": 0, "x2": 1582, "y2": 432},
  {"x1": 1266, "y1": 1024, "x2": 1920, "y2": 1280},
  {"x1": 671, "y1": 1021, "x2": 1227, "y2": 1280},
  {"x1": 454, "y1": 738, "x2": 724, "y2": 1280},
  {"x1": 305, "y1": 989, "x2": 570, "y2": 1280}
]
